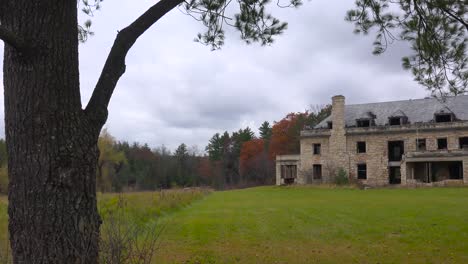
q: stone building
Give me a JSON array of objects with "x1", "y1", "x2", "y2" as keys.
[{"x1": 276, "y1": 95, "x2": 468, "y2": 186}]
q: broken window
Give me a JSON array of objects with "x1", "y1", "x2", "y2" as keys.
[
  {"x1": 356, "y1": 119, "x2": 371, "y2": 127},
  {"x1": 313, "y1": 164, "x2": 322, "y2": 180},
  {"x1": 389, "y1": 117, "x2": 401, "y2": 126},
  {"x1": 388, "y1": 141, "x2": 405, "y2": 161},
  {"x1": 327, "y1": 121, "x2": 333, "y2": 129},
  {"x1": 435, "y1": 113, "x2": 453, "y2": 123},
  {"x1": 313, "y1": 144, "x2": 321, "y2": 155},
  {"x1": 357, "y1": 141, "x2": 366, "y2": 153},
  {"x1": 357, "y1": 164, "x2": 367, "y2": 180},
  {"x1": 389, "y1": 167, "x2": 401, "y2": 184},
  {"x1": 281, "y1": 165, "x2": 297, "y2": 181},
  {"x1": 459, "y1": 137, "x2": 468, "y2": 149},
  {"x1": 437, "y1": 138, "x2": 447, "y2": 150},
  {"x1": 416, "y1": 138, "x2": 426, "y2": 151}
]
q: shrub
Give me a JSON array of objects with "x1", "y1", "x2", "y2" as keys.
[
  {"x1": 334, "y1": 168, "x2": 349, "y2": 185},
  {"x1": 99, "y1": 195, "x2": 161, "y2": 264}
]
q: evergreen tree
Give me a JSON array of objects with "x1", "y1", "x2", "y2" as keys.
[{"x1": 259, "y1": 121, "x2": 272, "y2": 141}]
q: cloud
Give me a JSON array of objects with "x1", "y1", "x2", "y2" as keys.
[{"x1": 0, "y1": 0, "x2": 428, "y2": 150}]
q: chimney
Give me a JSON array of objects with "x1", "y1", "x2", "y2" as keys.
[
  {"x1": 331, "y1": 95, "x2": 345, "y2": 130},
  {"x1": 328, "y1": 95, "x2": 348, "y2": 178}
]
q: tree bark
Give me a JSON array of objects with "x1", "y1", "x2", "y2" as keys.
[
  {"x1": 2, "y1": 0, "x2": 184, "y2": 262},
  {"x1": 3, "y1": 1, "x2": 101, "y2": 263}
]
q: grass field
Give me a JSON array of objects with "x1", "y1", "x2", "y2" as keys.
[
  {"x1": 1, "y1": 186, "x2": 468, "y2": 263},
  {"x1": 156, "y1": 186, "x2": 468, "y2": 263}
]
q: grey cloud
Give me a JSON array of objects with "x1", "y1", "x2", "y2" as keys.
[{"x1": 0, "y1": 0, "x2": 428, "y2": 150}]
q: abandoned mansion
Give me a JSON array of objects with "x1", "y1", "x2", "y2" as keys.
[{"x1": 276, "y1": 95, "x2": 468, "y2": 186}]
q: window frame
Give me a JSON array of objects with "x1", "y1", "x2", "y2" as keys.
[
  {"x1": 416, "y1": 138, "x2": 426, "y2": 151},
  {"x1": 356, "y1": 119, "x2": 371, "y2": 128},
  {"x1": 459, "y1": 137, "x2": 468, "y2": 149},
  {"x1": 313, "y1": 143, "x2": 321, "y2": 155},
  {"x1": 357, "y1": 164, "x2": 367, "y2": 180},
  {"x1": 313, "y1": 164, "x2": 322, "y2": 180},
  {"x1": 356, "y1": 141, "x2": 366, "y2": 153},
  {"x1": 437, "y1": 138, "x2": 448, "y2": 150},
  {"x1": 389, "y1": 117, "x2": 401, "y2": 126},
  {"x1": 435, "y1": 113, "x2": 453, "y2": 123}
]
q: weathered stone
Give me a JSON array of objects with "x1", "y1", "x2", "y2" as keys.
[{"x1": 277, "y1": 95, "x2": 468, "y2": 186}]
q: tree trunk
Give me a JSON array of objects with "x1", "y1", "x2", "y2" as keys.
[{"x1": 3, "y1": 1, "x2": 101, "y2": 263}]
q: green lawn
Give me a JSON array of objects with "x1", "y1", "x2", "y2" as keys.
[
  {"x1": 156, "y1": 186, "x2": 468, "y2": 263},
  {"x1": 1, "y1": 187, "x2": 468, "y2": 263}
]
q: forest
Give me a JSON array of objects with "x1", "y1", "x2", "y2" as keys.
[{"x1": 0, "y1": 106, "x2": 330, "y2": 194}]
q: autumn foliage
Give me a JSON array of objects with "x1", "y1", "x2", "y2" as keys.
[{"x1": 268, "y1": 112, "x2": 308, "y2": 159}]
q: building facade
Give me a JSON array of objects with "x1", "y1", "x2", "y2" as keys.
[{"x1": 276, "y1": 95, "x2": 468, "y2": 186}]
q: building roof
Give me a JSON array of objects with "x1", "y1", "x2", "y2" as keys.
[{"x1": 315, "y1": 95, "x2": 468, "y2": 128}]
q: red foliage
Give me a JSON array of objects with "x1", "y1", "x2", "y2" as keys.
[
  {"x1": 239, "y1": 139, "x2": 265, "y2": 176},
  {"x1": 268, "y1": 112, "x2": 308, "y2": 159}
]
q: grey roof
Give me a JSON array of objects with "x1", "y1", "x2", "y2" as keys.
[{"x1": 315, "y1": 95, "x2": 468, "y2": 128}]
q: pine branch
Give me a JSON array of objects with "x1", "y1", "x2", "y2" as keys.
[{"x1": 85, "y1": 0, "x2": 184, "y2": 127}]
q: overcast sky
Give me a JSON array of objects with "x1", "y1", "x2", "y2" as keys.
[{"x1": 0, "y1": 0, "x2": 429, "y2": 151}]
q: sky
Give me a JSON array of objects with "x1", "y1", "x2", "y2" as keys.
[{"x1": 0, "y1": 0, "x2": 430, "y2": 152}]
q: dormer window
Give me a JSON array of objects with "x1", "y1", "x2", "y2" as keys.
[
  {"x1": 389, "y1": 117, "x2": 401, "y2": 126},
  {"x1": 357, "y1": 119, "x2": 371, "y2": 127},
  {"x1": 435, "y1": 113, "x2": 453, "y2": 123},
  {"x1": 388, "y1": 110, "x2": 408, "y2": 126},
  {"x1": 327, "y1": 121, "x2": 333, "y2": 129},
  {"x1": 434, "y1": 106, "x2": 455, "y2": 123}
]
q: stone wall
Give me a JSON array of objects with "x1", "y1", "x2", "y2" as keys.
[{"x1": 298, "y1": 95, "x2": 468, "y2": 186}]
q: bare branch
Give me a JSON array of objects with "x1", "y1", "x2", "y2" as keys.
[{"x1": 85, "y1": 0, "x2": 184, "y2": 127}]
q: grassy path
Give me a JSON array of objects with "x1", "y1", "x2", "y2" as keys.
[{"x1": 156, "y1": 186, "x2": 468, "y2": 263}]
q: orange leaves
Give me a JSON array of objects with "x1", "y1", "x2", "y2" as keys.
[{"x1": 268, "y1": 112, "x2": 308, "y2": 159}]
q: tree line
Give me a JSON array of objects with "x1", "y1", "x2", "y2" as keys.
[
  {"x1": 0, "y1": 106, "x2": 331, "y2": 194},
  {"x1": 0, "y1": 105, "x2": 330, "y2": 194}
]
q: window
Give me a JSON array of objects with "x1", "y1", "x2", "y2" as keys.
[
  {"x1": 313, "y1": 165, "x2": 322, "y2": 180},
  {"x1": 459, "y1": 137, "x2": 468, "y2": 149},
  {"x1": 389, "y1": 117, "x2": 401, "y2": 126},
  {"x1": 416, "y1": 138, "x2": 426, "y2": 151},
  {"x1": 437, "y1": 138, "x2": 448, "y2": 150},
  {"x1": 435, "y1": 113, "x2": 452, "y2": 123},
  {"x1": 313, "y1": 144, "x2": 321, "y2": 155},
  {"x1": 357, "y1": 141, "x2": 366, "y2": 153},
  {"x1": 357, "y1": 164, "x2": 367, "y2": 180},
  {"x1": 356, "y1": 119, "x2": 370, "y2": 127},
  {"x1": 388, "y1": 141, "x2": 405, "y2": 161},
  {"x1": 327, "y1": 121, "x2": 333, "y2": 129}
]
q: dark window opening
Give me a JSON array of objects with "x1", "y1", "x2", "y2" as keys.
[
  {"x1": 389, "y1": 167, "x2": 401, "y2": 184},
  {"x1": 313, "y1": 144, "x2": 321, "y2": 155},
  {"x1": 389, "y1": 117, "x2": 401, "y2": 126},
  {"x1": 437, "y1": 138, "x2": 447, "y2": 150},
  {"x1": 357, "y1": 119, "x2": 370, "y2": 127},
  {"x1": 413, "y1": 161, "x2": 462, "y2": 183},
  {"x1": 435, "y1": 113, "x2": 452, "y2": 123},
  {"x1": 313, "y1": 164, "x2": 322, "y2": 180},
  {"x1": 357, "y1": 141, "x2": 366, "y2": 153},
  {"x1": 416, "y1": 138, "x2": 426, "y2": 151},
  {"x1": 388, "y1": 141, "x2": 405, "y2": 161},
  {"x1": 357, "y1": 164, "x2": 367, "y2": 180},
  {"x1": 281, "y1": 165, "x2": 297, "y2": 183},
  {"x1": 327, "y1": 122, "x2": 333, "y2": 129},
  {"x1": 459, "y1": 137, "x2": 468, "y2": 149}
]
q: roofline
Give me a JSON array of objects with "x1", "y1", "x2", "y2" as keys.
[{"x1": 343, "y1": 94, "x2": 468, "y2": 107}]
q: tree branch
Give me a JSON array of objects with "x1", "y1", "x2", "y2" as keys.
[
  {"x1": 85, "y1": 0, "x2": 184, "y2": 126},
  {"x1": 0, "y1": 26, "x2": 26, "y2": 51},
  {"x1": 439, "y1": 7, "x2": 468, "y2": 32}
]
